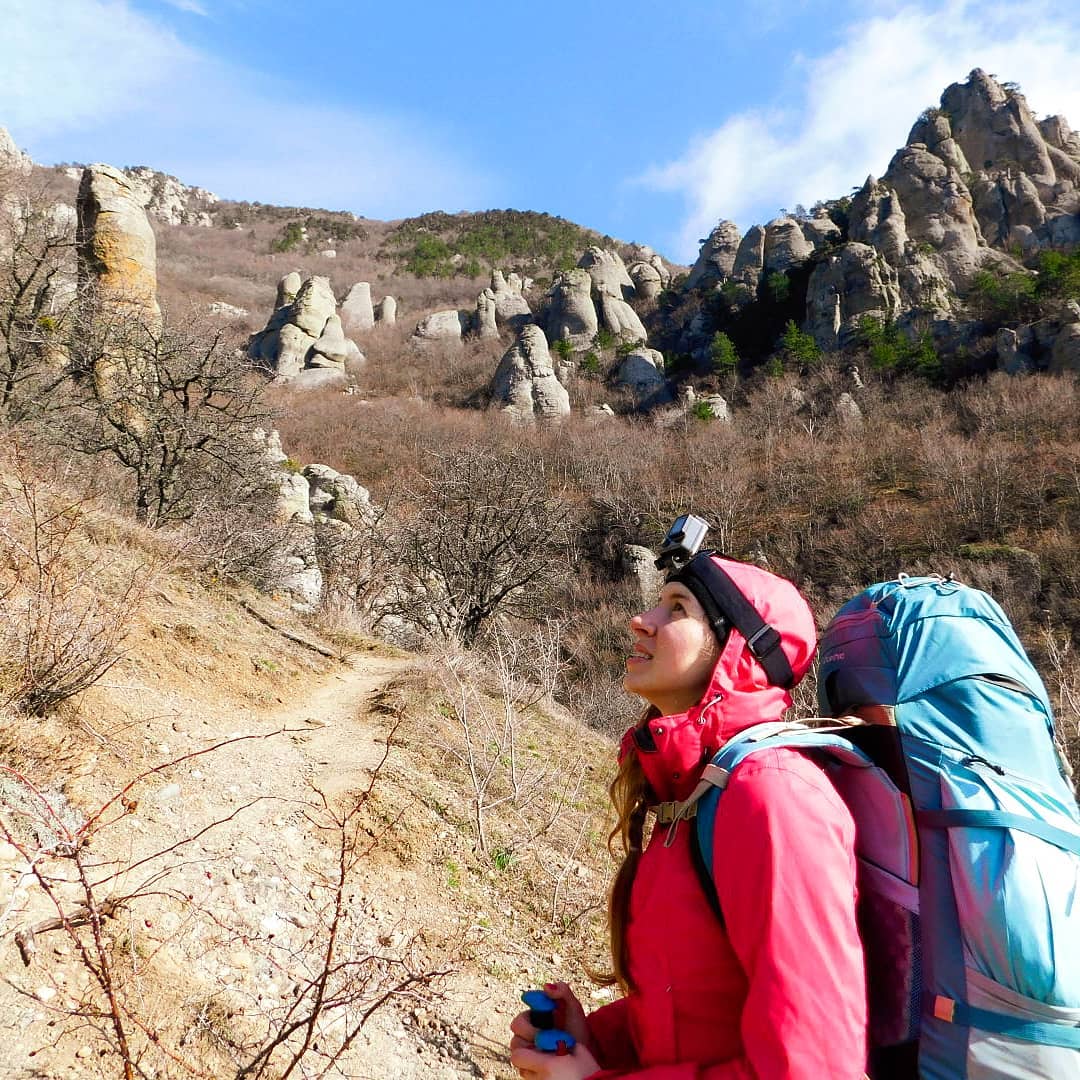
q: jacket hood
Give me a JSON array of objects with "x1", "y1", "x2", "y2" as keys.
[{"x1": 620, "y1": 556, "x2": 817, "y2": 803}]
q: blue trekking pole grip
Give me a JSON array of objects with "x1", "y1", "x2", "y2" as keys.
[{"x1": 521, "y1": 990, "x2": 577, "y2": 1055}]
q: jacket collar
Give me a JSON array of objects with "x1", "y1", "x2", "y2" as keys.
[{"x1": 622, "y1": 624, "x2": 798, "y2": 803}]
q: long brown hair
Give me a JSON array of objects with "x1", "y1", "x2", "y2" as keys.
[{"x1": 598, "y1": 711, "x2": 655, "y2": 993}]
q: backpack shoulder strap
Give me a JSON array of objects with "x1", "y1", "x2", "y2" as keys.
[{"x1": 687, "y1": 723, "x2": 875, "y2": 915}]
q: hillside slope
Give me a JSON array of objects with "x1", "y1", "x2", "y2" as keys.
[{"x1": 0, "y1": 534, "x2": 615, "y2": 1079}]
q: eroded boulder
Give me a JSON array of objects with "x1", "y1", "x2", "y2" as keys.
[
  {"x1": 490, "y1": 269, "x2": 532, "y2": 327},
  {"x1": 687, "y1": 220, "x2": 742, "y2": 289},
  {"x1": 77, "y1": 164, "x2": 160, "y2": 321},
  {"x1": 375, "y1": 295, "x2": 397, "y2": 325},
  {"x1": 546, "y1": 269, "x2": 598, "y2": 349},
  {"x1": 612, "y1": 347, "x2": 671, "y2": 406},
  {"x1": 412, "y1": 309, "x2": 467, "y2": 345},
  {"x1": 597, "y1": 285, "x2": 647, "y2": 344},
  {"x1": 764, "y1": 217, "x2": 814, "y2": 274},
  {"x1": 341, "y1": 282, "x2": 375, "y2": 332},
  {"x1": 489, "y1": 325, "x2": 570, "y2": 422},
  {"x1": 578, "y1": 246, "x2": 635, "y2": 300},
  {"x1": 806, "y1": 243, "x2": 902, "y2": 350}
]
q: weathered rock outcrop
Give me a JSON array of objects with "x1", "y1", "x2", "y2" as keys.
[
  {"x1": 340, "y1": 282, "x2": 375, "y2": 332},
  {"x1": 677, "y1": 70, "x2": 1080, "y2": 367},
  {"x1": 475, "y1": 288, "x2": 499, "y2": 339},
  {"x1": 489, "y1": 325, "x2": 570, "y2": 422},
  {"x1": 76, "y1": 164, "x2": 160, "y2": 321},
  {"x1": 303, "y1": 464, "x2": 373, "y2": 526},
  {"x1": 731, "y1": 225, "x2": 766, "y2": 287},
  {"x1": 375, "y1": 296, "x2": 397, "y2": 325},
  {"x1": 612, "y1": 347, "x2": 672, "y2": 405},
  {"x1": 628, "y1": 260, "x2": 664, "y2": 300},
  {"x1": 578, "y1": 247, "x2": 635, "y2": 300},
  {"x1": 248, "y1": 274, "x2": 363, "y2": 380},
  {"x1": 763, "y1": 217, "x2": 814, "y2": 274},
  {"x1": 597, "y1": 285, "x2": 648, "y2": 344},
  {"x1": 0, "y1": 127, "x2": 32, "y2": 175},
  {"x1": 806, "y1": 243, "x2": 902, "y2": 350},
  {"x1": 623, "y1": 544, "x2": 664, "y2": 605},
  {"x1": 489, "y1": 269, "x2": 532, "y2": 327},
  {"x1": 687, "y1": 220, "x2": 742, "y2": 289},
  {"x1": 412, "y1": 309, "x2": 468, "y2": 345},
  {"x1": 546, "y1": 269, "x2": 598, "y2": 349},
  {"x1": 124, "y1": 167, "x2": 217, "y2": 227}
]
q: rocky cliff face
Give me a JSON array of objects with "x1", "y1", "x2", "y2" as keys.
[{"x1": 679, "y1": 69, "x2": 1080, "y2": 367}]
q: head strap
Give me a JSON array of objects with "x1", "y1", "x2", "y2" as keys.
[{"x1": 668, "y1": 552, "x2": 795, "y2": 689}]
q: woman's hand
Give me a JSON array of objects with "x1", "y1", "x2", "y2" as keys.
[
  {"x1": 508, "y1": 982, "x2": 599, "y2": 1077},
  {"x1": 509, "y1": 1040, "x2": 599, "y2": 1080}
]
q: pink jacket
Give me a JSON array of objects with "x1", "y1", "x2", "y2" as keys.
[{"x1": 586, "y1": 559, "x2": 867, "y2": 1079}]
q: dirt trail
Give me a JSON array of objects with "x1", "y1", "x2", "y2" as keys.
[{"x1": 257, "y1": 652, "x2": 415, "y2": 802}]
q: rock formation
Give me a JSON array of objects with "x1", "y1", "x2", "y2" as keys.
[
  {"x1": 597, "y1": 285, "x2": 648, "y2": 344},
  {"x1": 628, "y1": 260, "x2": 664, "y2": 300},
  {"x1": 612, "y1": 347, "x2": 672, "y2": 406},
  {"x1": 489, "y1": 269, "x2": 532, "y2": 327},
  {"x1": 475, "y1": 289, "x2": 499, "y2": 339},
  {"x1": 687, "y1": 221, "x2": 742, "y2": 289},
  {"x1": 76, "y1": 164, "x2": 160, "y2": 322},
  {"x1": 489, "y1": 325, "x2": 570, "y2": 422},
  {"x1": 578, "y1": 246, "x2": 635, "y2": 300},
  {"x1": 763, "y1": 217, "x2": 814, "y2": 274},
  {"x1": 248, "y1": 274, "x2": 363, "y2": 382},
  {"x1": 623, "y1": 544, "x2": 664, "y2": 605},
  {"x1": 676, "y1": 70, "x2": 1080, "y2": 369},
  {"x1": 340, "y1": 282, "x2": 375, "y2": 332},
  {"x1": 0, "y1": 127, "x2": 32, "y2": 175},
  {"x1": 546, "y1": 269, "x2": 598, "y2": 349},
  {"x1": 302, "y1": 464, "x2": 373, "y2": 526},
  {"x1": 124, "y1": 167, "x2": 217, "y2": 227},
  {"x1": 375, "y1": 296, "x2": 397, "y2": 325},
  {"x1": 731, "y1": 225, "x2": 767, "y2": 288},
  {"x1": 412, "y1": 309, "x2": 468, "y2": 346}
]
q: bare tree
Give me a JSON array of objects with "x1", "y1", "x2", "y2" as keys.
[
  {"x1": 63, "y1": 301, "x2": 275, "y2": 527},
  {"x1": 391, "y1": 446, "x2": 575, "y2": 646},
  {"x1": 0, "y1": 168, "x2": 77, "y2": 421}
]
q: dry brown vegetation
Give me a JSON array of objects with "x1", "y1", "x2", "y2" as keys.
[{"x1": 272, "y1": 364, "x2": 1080, "y2": 762}]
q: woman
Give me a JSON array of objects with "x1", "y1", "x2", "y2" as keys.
[{"x1": 509, "y1": 554, "x2": 867, "y2": 1079}]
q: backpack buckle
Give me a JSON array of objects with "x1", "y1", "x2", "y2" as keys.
[{"x1": 746, "y1": 624, "x2": 782, "y2": 660}]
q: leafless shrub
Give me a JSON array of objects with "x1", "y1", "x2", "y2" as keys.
[
  {"x1": 0, "y1": 727, "x2": 447, "y2": 1079},
  {"x1": 0, "y1": 447, "x2": 152, "y2": 715},
  {"x1": 387, "y1": 445, "x2": 576, "y2": 646},
  {"x1": 1042, "y1": 623, "x2": 1080, "y2": 776}
]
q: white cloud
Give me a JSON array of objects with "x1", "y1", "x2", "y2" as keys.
[
  {"x1": 0, "y1": 0, "x2": 495, "y2": 216},
  {"x1": 2, "y1": 0, "x2": 193, "y2": 138},
  {"x1": 161, "y1": 0, "x2": 208, "y2": 14},
  {"x1": 641, "y1": 0, "x2": 1080, "y2": 261}
]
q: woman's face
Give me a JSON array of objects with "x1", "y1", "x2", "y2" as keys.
[{"x1": 624, "y1": 582, "x2": 720, "y2": 716}]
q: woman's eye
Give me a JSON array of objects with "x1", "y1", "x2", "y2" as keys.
[{"x1": 671, "y1": 602, "x2": 684, "y2": 613}]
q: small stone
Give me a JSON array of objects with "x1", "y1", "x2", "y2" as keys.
[
  {"x1": 153, "y1": 783, "x2": 181, "y2": 803},
  {"x1": 35, "y1": 986, "x2": 56, "y2": 1002},
  {"x1": 76, "y1": 1045, "x2": 93, "y2": 1059}
]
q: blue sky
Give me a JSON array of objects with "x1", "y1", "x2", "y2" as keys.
[{"x1": 5, "y1": 0, "x2": 1080, "y2": 261}]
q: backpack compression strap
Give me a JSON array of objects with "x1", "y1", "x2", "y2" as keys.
[{"x1": 668, "y1": 553, "x2": 795, "y2": 689}]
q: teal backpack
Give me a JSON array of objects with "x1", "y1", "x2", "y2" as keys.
[{"x1": 682, "y1": 575, "x2": 1080, "y2": 1079}]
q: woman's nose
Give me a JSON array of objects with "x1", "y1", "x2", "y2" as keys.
[{"x1": 630, "y1": 609, "x2": 656, "y2": 634}]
